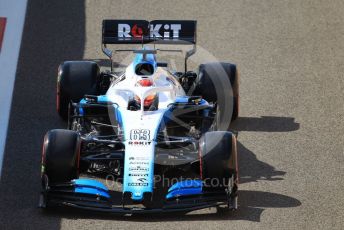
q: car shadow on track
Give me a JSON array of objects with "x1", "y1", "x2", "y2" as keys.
[
  {"x1": 230, "y1": 116, "x2": 299, "y2": 183},
  {"x1": 230, "y1": 116, "x2": 300, "y2": 132},
  {"x1": 237, "y1": 141, "x2": 286, "y2": 184}
]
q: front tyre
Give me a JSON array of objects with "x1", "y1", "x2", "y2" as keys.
[
  {"x1": 199, "y1": 131, "x2": 238, "y2": 198},
  {"x1": 41, "y1": 129, "x2": 80, "y2": 183}
]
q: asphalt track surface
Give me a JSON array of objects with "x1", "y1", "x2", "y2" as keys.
[{"x1": 0, "y1": 0, "x2": 343, "y2": 229}]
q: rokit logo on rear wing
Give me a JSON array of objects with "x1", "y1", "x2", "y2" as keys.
[
  {"x1": 118, "y1": 23, "x2": 181, "y2": 39},
  {"x1": 102, "y1": 20, "x2": 196, "y2": 44}
]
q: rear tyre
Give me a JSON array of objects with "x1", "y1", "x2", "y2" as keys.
[
  {"x1": 41, "y1": 129, "x2": 80, "y2": 183},
  {"x1": 57, "y1": 61, "x2": 100, "y2": 120},
  {"x1": 193, "y1": 63, "x2": 239, "y2": 130}
]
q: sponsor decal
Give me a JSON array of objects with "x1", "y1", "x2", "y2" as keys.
[
  {"x1": 130, "y1": 129, "x2": 150, "y2": 141},
  {"x1": 128, "y1": 141, "x2": 152, "y2": 146},
  {"x1": 0, "y1": 17, "x2": 6, "y2": 52},
  {"x1": 137, "y1": 178, "x2": 147, "y2": 183},
  {"x1": 133, "y1": 156, "x2": 149, "y2": 161},
  {"x1": 129, "y1": 161, "x2": 149, "y2": 165},
  {"x1": 127, "y1": 156, "x2": 149, "y2": 161},
  {"x1": 129, "y1": 166, "x2": 149, "y2": 172},
  {"x1": 128, "y1": 178, "x2": 149, "y2": 186},
  {"x1": 128, "y1": 182, "x2": 148, "y2": 186},
  {"x1": 129, "y1": 173, "x2": 149, "y2": 177},
  {"x1": 131, "y1": 24, "x2": 143, "y2": 38},
  {"x1": 118, "y1": 23, "x2": 181, "y2": 39}
]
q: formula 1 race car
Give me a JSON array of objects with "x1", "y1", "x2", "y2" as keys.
[{"x1": 39, "y1": 20, "x2": 240, "y2": 214}]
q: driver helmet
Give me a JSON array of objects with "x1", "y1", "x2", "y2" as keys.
[{"x1": 135, "y1": 79, "x2": 157, "y2": 109}]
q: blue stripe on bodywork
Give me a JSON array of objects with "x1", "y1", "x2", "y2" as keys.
[
  {"x1": 166, "y1": 180, "x2": 203, "y2": 199},
  {"x1": 79, "y1": 98, "x2": 87, "y2": 104},
  {"x1": 97, "y1": 95, "x2": 109, "y2": 103},
  {"x1": 168, "y1": 179, "x2": 203, "y2": 192},
  {"x1": 175, "y1": 96, "x2": 207, "y2": 105},
  {"x1": 78, "y1": 95, "x2": 110, "y2": 115},
  {"x1": 79, "y1": 95, "x2": 109, "y2": 104},
  {"x1": 74, "y1": 187, "x2": 110, "y2": 199},
  {"x1": 73, "y1": 179, "x2": 109, "y2": 191},
  {"x1": 73, "y1": 179, "x2": 110, "y2": 199}
]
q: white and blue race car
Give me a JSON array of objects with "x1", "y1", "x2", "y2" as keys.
[{"x1": 40, "y1": 20, "x2": 240, "y2": 213}]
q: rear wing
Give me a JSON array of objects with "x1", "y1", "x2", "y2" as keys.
[
  {"x1": 101, "y1": 20, "x2": 197, "y2": 72},
  {"x1": 102, "y1": 20, "x2": 196, "y2": 44}
]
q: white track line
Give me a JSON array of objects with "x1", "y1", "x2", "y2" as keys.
[{"x1": 0, "y1": 0, "x2": 28, "y2": 178}]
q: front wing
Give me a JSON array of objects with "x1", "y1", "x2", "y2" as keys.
[{"x1": 39, "y1": 178, "x2": 235, "y2": 214}]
